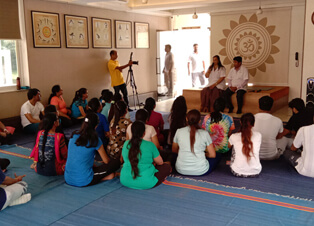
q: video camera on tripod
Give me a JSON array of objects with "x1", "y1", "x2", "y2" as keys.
[{"x1": 130, "y1": 52, "x2": 139, "y2": 65}]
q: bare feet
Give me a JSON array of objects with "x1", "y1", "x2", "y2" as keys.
[
  {"x1": 30, "y1": 162, "x2": 36, "y2": 170},
  {"x1": 101, "y1": 173, "x2": 115, "y2": 181}
]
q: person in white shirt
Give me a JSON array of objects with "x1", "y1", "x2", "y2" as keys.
[
  {"x1": 284, "y1": 124, "x2": 314, "y2": 178},
  {"x1": 163, "y1": 44, "x2": 176, "y2": 97},
  {"x1": 172, "y1": 109, "x2": 220, "y2": 176},
  {"x1": 20, "y1": 88, "x2": 44, "y2": 134},
  {"x1": 126, "y1": 109, "x2": 162, "y2": 151},
  {"x1": 201, "y1": 55, "x2": 226, "y2": 112},
  {"x1": 187, "y1": 44, "x2": 205, "y2": 87},
  {"x1": 229, "y1": 113, "x2": 262, "y2": 177},
  {"x1": 253, "y1": 96, "x2": 285, "y2": 160},
  {"x1": 223, "y1": 56, "x2": 249, "y2": 114}
]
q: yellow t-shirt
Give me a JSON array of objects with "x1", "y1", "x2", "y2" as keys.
[{"x1": 108, "y1": 60, "x2": 125, "y2": 87}]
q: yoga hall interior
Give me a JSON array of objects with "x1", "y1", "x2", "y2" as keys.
[{"x1": 1, "y1": 0, "x2": 314, "y2": 225}]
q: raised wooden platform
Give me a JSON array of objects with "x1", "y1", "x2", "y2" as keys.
[{"x1": 183, "y1": 86, "x2": 289, "y2": 114}]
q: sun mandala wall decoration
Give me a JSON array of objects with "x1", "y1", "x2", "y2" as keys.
[{"x1": 218, "y1": 14, "x2": 280, "y2": 76}]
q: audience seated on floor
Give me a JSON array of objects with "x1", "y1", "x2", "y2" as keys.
[
  {"x1": 229, "y1": 113, "x2": 262, "y2": 177},
  {"x1": 107, "y1": 100, "x2": 131, "y2": 161},
  {"x1": 126, "y1": 109, "x2": 162, "y2": 151},
  {"x1": 284, "y1": 123, "x2": 314, "y2": 178},
  {"x1": 172, "y1": 109, "x2": 220, "y2": 176},
  {"x1": 202, "y1": 98, "x2": 235, "y2": 154},
  {"x1": 71, "y1": 88, "x2": 88, "y2": 119},
  {"x1": 144, "y1": 97, "x2": 165, "y2": 146},
  {"x1": 277, "y1": 98, "x2": 313, "y2": 151},
  {"x1": 168, "y1": 96, "x2": 187, "y2": 146},
  {"x1": 88, "y1": 98, "x2": 110, "y2": 148},
  {"x1": 20, "y1": 88, "x2": 44, "y2": 134},
  {"x1": 100, "y1": 90, "x2": 113, "y2": 121},
  {"x1": 107, "y1": 93, "x2": 130, "y2": 123},
  {"x1": 253, "y1": 96, "x2": 285, "y2": 160},
  {"x1": 0, "y1": 170, "x2": 31, "y2": 211},
  {"x1": 30, "y1": 113, "x2": 68, "y2": 176},
  {"x1": 120, "y1": 121, "x2": 171, "y2": 189},
  {"x1": 0, "y1": 121, "x2": 13, "y2": 145},
  {"x1": 49, "y1": 85, "x2": 72, "y2": 128},
  {"x1": 65, "y1": 112, "x2": 120, "y2": 187}
]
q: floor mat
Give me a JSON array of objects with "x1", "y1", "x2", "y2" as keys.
[
  {"x1": 171, "y1": 155, "x2": 314, "y2": 201},
  {"x1": 52, "y1": 177, "x2": 314, "y2": 226}
]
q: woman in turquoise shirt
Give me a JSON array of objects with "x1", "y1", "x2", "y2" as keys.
[
  {"x1": 71, "y1": 88, "x2": 88, "y2": 118},
  {"x1": 120, "y1": 121, "x2": 171, "y2": 189}
]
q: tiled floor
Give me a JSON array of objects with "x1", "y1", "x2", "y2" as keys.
[{"x1": 155, "y1": 98, "x2": 292, "y2": 122}]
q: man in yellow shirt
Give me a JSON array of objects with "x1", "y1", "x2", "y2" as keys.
[{"x1": 108, "y1": 50, "x2": 133, "y2": 110}]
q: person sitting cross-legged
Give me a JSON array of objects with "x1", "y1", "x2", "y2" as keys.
[{"x1": 20, "y1": 88, "x2": 44, "y2": 134}]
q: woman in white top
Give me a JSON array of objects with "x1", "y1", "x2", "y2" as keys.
[
  {"x1": 201, "y1": 55, "x2": 226, "y2": 112},
  {"x1": 126, "y1": 109, "x2": 162, "y2": 151},
  {"x1": 229, "y1": 113, "x2": 262, "y2": 177},
  {"x1": 172, "y1": 109, "x2": 221, "y2": 176}
]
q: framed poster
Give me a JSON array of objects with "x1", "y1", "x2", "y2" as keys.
[
  {"x1": 64, "y1": 15, "x2": 88, "y2": 48},
  {"x1": 115, "y1": 20, "x2": 132, "y2": 49},
  {"x1": 134, "y1": 22, "x2": 149, "y2": 48},
  {"x1": 92, "y1": 17, "x2": 112, "y2": 48},
  {"x1": 31, "y1": 11, "x2": 61, "y2": 48}
]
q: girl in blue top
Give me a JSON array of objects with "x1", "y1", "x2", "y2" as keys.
[
  {"x1": 71, "y1": 88, "x2": 88, "y2": 118},
  {"x1": 65, "y1": 112, "x2": 120, "y2": 187},
  {"x1": 88, "y1": 98, "x2": 110, "y2": 148}
]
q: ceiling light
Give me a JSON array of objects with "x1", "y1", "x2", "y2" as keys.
[
  {"x1": 256, "y1": 1, "x2": 263, "y2": 15},
  {"x1": 256, "y1": 6, "x2": 263, "y2": 15},
  {"x1": 142, "y1": 0, "x2": 148, "y2": 4},
  {"x1": 192, "y1": 10, "x2": 198, "y2": 19}
]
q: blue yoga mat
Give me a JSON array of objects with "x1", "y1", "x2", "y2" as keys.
[{"x1": 52, "y1": 177, "x2": 314, "y2": 226}]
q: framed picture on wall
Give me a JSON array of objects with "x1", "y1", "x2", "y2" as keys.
[
  {"x1": 115, "y1": 20, "x2": 132, "y2": 49},
  {"x1": 92, "y1": 17, "x2": 112, "y2": 48},
  {"x1": 134, "y1": 22, "x2": 149, "y2": 48},
  {"x1": 31, "y1": 11, "x2": 61, "y2": 48},
  {"x1": 64, "y1": 15, "x2": 89, "y2": 48}
]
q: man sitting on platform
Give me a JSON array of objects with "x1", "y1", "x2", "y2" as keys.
[
  {"x1": 20, "y1": 88, "x2": 44, "y2": 134},
  {"x1": 223, "y1": 56, "x2": 248, "y2": 114},
  {"x1": 253, "y1": 96, "x2": 285, "y2": 160}
]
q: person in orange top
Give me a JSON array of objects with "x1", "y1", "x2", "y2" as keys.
[
  {"x1": 108, "y1": 50, "x2": 133, "y2": 111},
  {"x1": 48, "y1": 85, "x2": 72, "y2": 128}
]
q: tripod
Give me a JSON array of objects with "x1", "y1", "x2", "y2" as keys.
[{"x1": 126, "y1": 65, "x2": 141, "y2": 110}]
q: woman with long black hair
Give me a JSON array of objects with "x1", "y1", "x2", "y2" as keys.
[
  {"x1": 202, "y1": 98, "x2": 235, "y2": 154},
  {"x1": 48, "y1": 85, "x2": 72, "y2": 127},
  {"x1": 228, "y1": 113, "x2": 262, "y2": 177},
  {"x1": 30, "y1": 113, "x2": 67, "y2": 176},
  {"x1": 172, "y1": 109, "x2": 219, "y2": 176},
  {"x1": 201, "y1": 55, "x2": 226, "y2": 112},
  {"x1": 107, "y1": 100, "x2": 132, "y2": 160},
  {"x1": 120, "y1": 121, "x2": 171, "y2": 189},
  {"x1": 71, "y1": 88, "x2": 88, "y2": 118},
  {"x1": 168, "y1": 96, "x2": 187, "y2": 145},
  {"x1": 144, "y1": 97, "x2": 165, "y2": 145},
  {"x1": 65, "y1": 112, "x2": 120, "y2": 187}
]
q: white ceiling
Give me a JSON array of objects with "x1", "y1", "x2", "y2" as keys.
[{"x1": 41, "y1": 0, "x2": 305, "y2": 16}]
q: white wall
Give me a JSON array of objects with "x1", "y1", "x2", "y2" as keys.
[{"x1": 301, "y1": 0, "x2": 314, "y2": 101}]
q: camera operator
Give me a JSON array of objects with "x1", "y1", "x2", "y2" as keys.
[{"x1": 108, "y1": 50, "x2": 133, "y2": 111}]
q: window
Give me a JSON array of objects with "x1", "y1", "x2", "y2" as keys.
[
  {"x1": 0, "y1": 0, "x2": 29, "y2": 92},
  {"x1": 0, "y1": 40, "x2": 18, "y2": 87}
]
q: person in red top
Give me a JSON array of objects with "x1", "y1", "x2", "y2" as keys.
[
  {"x1": 30, "y1": 113, "x2": 68, "y2": 176},
  {"x1": 48, "y1": 85, "x2": 72, "y2": 128},
  {"x1": 144, "y1": 98, "x2": 165, "y2": 146}
]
